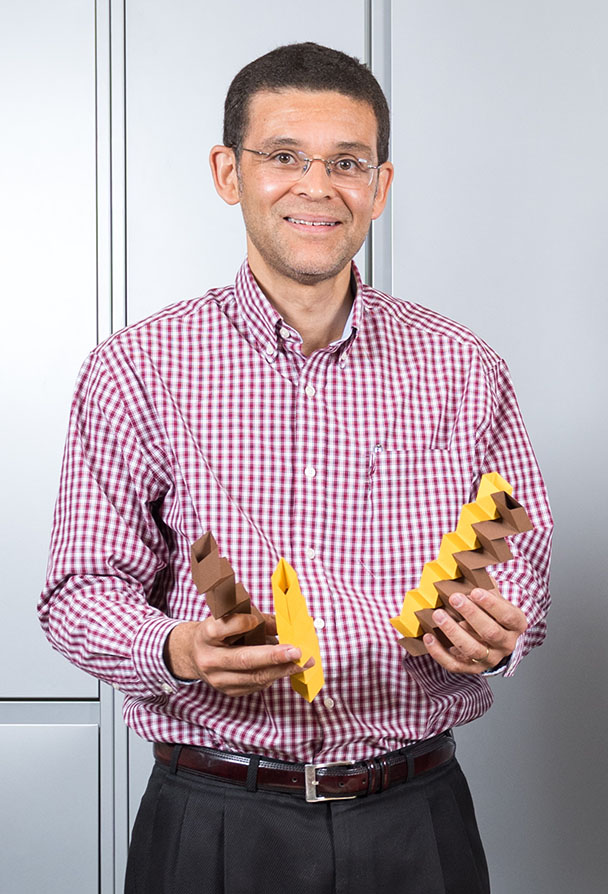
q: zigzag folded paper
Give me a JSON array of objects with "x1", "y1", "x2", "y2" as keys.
[
  {"x1": 191, "y1": 531, "x2": 266, "y2": 646},
  {"x1": 390, "y1": 472, "x2": 533, "y2": 656}
]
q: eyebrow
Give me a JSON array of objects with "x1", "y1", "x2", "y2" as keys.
[{"x1": 258, "y1": 137, "x2": 375, "y2": 158}]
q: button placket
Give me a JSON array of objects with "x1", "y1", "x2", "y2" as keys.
[
  {"x1": 289, "y1": 357, "x2": 326, "y2": 592},
  {"x1": 287, "y1": 356, "x2": 339, "y2": 677}
]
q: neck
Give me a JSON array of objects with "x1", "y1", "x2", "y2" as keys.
[{"x1": 247, "y1": 246, "x2": 354, "y2": 356}]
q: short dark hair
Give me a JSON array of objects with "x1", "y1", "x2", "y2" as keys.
[{"x1": 223, "y1": 42, "x2": 390, "y2": 164}]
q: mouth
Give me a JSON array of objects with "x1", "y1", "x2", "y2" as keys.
[{"x1": 284, "y1": 217, "x2": 341, "y2": 228}]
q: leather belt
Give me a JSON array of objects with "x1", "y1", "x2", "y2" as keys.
[{"x1": 154, "y1": 732, "x2": 455, "y2": 802}]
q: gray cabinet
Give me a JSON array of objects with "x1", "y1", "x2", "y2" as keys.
[
  {"x1": 0, "y1": 0, "x2": 97, "y2": 702},
  {"x1": 0, "y1": 723, "x2": 98, "y2": 894}
]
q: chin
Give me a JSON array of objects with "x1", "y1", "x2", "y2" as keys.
[
  {"x1": 279, "y1": 253, "x2": 355, "y2": 285},
  {"x1": 248, "y1": 231, "x2": 361, "y2": 285},
  {"x1": 285, "y1": 267, "x2": 343, "y2": 285}
]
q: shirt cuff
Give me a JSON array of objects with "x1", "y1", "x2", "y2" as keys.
[
  {"x1": 482, "y1": 655, "x2": 510, "y2": 677},
  {"x1": 488, "y1": 578, "x2": 547, "y2": 678},
  {"x1": 131, "y1": 614, "x2": 197, "y2": 696}
]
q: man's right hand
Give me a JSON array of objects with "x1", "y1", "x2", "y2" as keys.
[{"x1": 163, "y1": 612, "x2": 311, "y2": 697}]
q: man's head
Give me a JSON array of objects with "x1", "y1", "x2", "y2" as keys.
[
  {"x1": 223, "y1": 42, "x2": 390, "y2": 165},
  {"x1": 210, "y1": 43, "x2": 393, "y2": 290}
]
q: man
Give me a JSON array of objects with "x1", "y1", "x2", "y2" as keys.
[{"x1": 39, "y1": 42, "x2": 552, "y2": 893}]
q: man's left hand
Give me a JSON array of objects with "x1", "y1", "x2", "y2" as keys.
[{"x1": 423, "y1": 588, "x2": 528, "y2": 675}]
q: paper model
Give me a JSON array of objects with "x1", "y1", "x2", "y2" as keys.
[
  {"x1": 191, "y1": 531, "x2": 266, "y2": 646},
  {"x1": 272, "y1": 558, "x2": 324, "y2": 702},
  {"x1": 390, "y1": 472, "x2": 533, "y2": 656}
]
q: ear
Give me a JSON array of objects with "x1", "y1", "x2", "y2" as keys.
[
  {"x1": 209, "y1": 145, "x2": 241, "y2": 205},
  {"x1": 371, "y1": 161, "x2": 394, "y2": 220}
]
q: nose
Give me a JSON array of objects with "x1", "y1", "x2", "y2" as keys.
[{"x1": 294, "y1": 157, "x2": 336, "y2": 198}]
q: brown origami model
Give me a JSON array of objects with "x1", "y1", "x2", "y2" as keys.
[
  {"x1": 390, "y1": 472, "x2": 533, "y2": 656},
  {"x1": 191, "y1": 531, "x2": 266, "y2": 646}
]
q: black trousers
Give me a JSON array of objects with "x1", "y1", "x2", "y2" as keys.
[{"x1": 125, "y1": 753, "x2": 490, "y2": 894}]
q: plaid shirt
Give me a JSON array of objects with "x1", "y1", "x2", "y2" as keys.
[{"x1": 39, "y1": 260, "x2": 552, "y2": 762}]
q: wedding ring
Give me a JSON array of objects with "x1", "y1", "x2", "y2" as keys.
[{"x1": 471, "y1": 646, "x2": 490, "y2": 664}]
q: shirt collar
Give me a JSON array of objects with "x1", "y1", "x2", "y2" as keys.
[{"x1": 233, "y1": 259, "x2": 364, "y2": 358}]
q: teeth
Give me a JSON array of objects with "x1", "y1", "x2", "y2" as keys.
[{"x1": 287, "y1": 218, "x2": 338, "y2": 227}]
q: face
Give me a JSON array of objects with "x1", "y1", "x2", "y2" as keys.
[{"x1": 211, "y1": 90, "x2": 393, "y2": 287}]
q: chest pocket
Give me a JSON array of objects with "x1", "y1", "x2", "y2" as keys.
[{"x1": 360, "y1": 447, "x2": 464, "y2": 583}]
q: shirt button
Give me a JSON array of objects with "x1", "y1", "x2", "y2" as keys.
[
  {"x1": 305, "y1": 384, "x2": 316, "y2": 397},
  {"x1": 305, "y1": 547, "x2": 316, "y2": 560},
  {"x1": 279, "y1": 326, "x2": 291, "y2": 339},
  {"x1": 304, "y1": 465, "x2": 316, "y2": 479},
  {"x1": 265, "y1": 343, "x2": 275, "y2": 356},
  {"x1": 313, "y1": 618, "x2": 325, "y2": 630},
  {"x1": 161, "y1": 682, "x2": 174, "y2": 695},
  {"x1": 323, "y1": 697, "x2": 335, "y2": 709}
]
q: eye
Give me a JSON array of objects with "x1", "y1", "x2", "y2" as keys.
[
  {"x1": 269, "y1": 151, "x2": 299, "y2": 166},
  {"x1": 334, "y1": 156, "x2": 365, "y2": 173}
]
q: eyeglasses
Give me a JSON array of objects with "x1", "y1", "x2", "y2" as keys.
[{"x1": 240, "y1": 147, "x2": 382, "y2": 189}]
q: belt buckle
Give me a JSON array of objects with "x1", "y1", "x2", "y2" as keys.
[{"x1": 304, "y1": 760, "x2": 358, "y2": 803}]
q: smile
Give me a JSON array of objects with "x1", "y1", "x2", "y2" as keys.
[{"x1": 285, "y1": 217, "x2": 340, "y2": 227}]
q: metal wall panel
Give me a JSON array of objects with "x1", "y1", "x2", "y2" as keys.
[
  {"x1": 0, "y1": 724, "x2": 98, "y2": 894},
  {"x1": 390, "y1": 2, "x2": 607, "y2": 891},
  {"x1": 0, "y1": 0, "x2": 98, "y2": 698}
]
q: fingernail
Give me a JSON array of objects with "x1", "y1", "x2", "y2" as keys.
[
  {"x1": 450, "y1": 594, "x2": 464, "y2": 608},
  {"x1": 424, "y1": 634, "x2": 435, "y2": 645},
  {"x1": 285, "y1": 647, "x2": 301, "y2": 660},
  {"x1": 471, "y1": 589, "x2": 485, "y2": 602},
  {"x1": 434, "y1": 610, "x2": 447, "y2": 624}
]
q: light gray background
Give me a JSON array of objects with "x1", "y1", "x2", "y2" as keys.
[{"x1": 1, "y1": 1, "x2": 606, "y2": 891}]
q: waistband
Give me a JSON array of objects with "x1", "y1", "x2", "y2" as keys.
[{"x1": 153, "y1": 732, "x2": 455, "y2": 803}]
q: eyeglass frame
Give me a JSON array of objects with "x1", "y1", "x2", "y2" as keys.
[{"x1": 238, "y1": 146, "x2": 383, "y2": 188}]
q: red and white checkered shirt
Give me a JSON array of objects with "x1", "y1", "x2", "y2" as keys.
[{"x1": 39, "y1": 260, "x2": 552, "y2": 762}]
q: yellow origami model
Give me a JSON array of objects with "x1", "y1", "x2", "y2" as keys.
[
  {"x1": 272, "y1": 558, "x2": 324, "y2": 702},
  {"x1": 390, "y1": 472, "x2": 533, "y2": 655}
]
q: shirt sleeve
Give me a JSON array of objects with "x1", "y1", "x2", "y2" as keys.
[
  {"x1": 38, "y1": 350, "x2": 190, "y2": 698},
  {"x1": 474, "y1": 359, "x2": 553, "y2": 677}
]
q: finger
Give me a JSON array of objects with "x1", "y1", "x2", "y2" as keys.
[
  {"x1": 218, "y1": 643, "x2": 315, "y2": 681},
  {"x1": 216, "y1": 640, "x2": 303, "y2": 672},
  {"x1": 209, "y1": 650, "x2": 313, "y2": 696},
  {"x1": 463, "y1": 589, "x2": 528, "y2": 633},
  {"x1": 448, "y1": 644, "x2": 470, "y2": 663},
  {"x1": 446, "y1": 591, "x2": 526, "y2": 653},
  {"x1": 423, "y1": 634, "x2": 486, "y2": 675},
  {"x1": 204, "y1": 611, "x2": 266, "y2": 645},
  {"x1": 260, "y1": 612, "x2": 278, "y2": 637},
  {"x1": 431, "y1": 608, "x2": 496, "y2": 665},
  {"x1": 445, "y1": 594, "x2": 508, "y2": 651}
]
